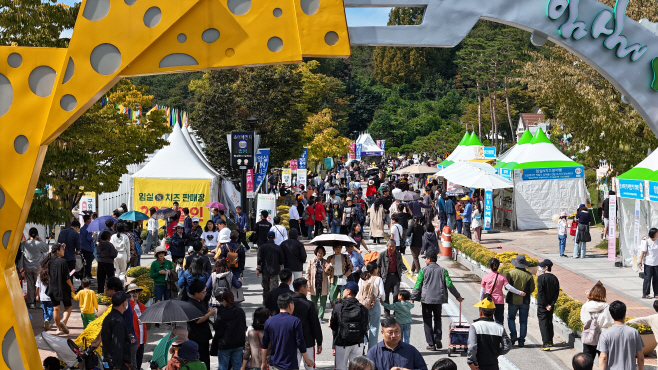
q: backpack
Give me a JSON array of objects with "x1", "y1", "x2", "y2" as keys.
[
  {"x1": 338, "y1": 299, "x2": 366, "y2": 343},
  {"x1": 212, "y1": 273, "x2": 230, "y2": 300},
  {"x1": 354, "y1": 204, "x2": 365, "y2": 224},
  {"x1": 363, "y1": 251, "x2": 379, "y2": 265},
  {"x1": 357, "y1": 279, "x2": 377, "y2": 309},
  {"x1": 226, "y1": 245, "x2": 239, "y2": 269},
  {"x1": 302, "y1": 208, "x2": 311, "y2": 222},
  {"x1": 581, "y1": 310, "x2": 603, "y2": 346}
]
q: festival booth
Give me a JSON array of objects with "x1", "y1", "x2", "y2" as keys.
[
  {"x1": 131, "y1": 124, "x2": 221, "y2": 224},
  {"x1": 615, "y1": 150, "x2": 658, "y2": 267},
  {"x1": 495, "y1": 129, "x2": 587, "y2": 230},
  {"x1": 355, "y1": 132, "x2": 385, "y2": 157},
  {"x1": 437, "y1": 132, "x2": 484, "y2": 168}
]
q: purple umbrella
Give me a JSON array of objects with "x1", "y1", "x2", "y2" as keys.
[
  {"x1": 205, "y1": 202, "x2": 227, "y2": 211},
  {"x1": 87, "y1": 215, "x2": 115, "y2": 232}
]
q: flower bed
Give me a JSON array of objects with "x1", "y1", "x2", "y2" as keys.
[
  {"x1": 452, "y1": 234, "x2": 584, "y2": 333},
  {"x1": 126, "y1": 266, "x2": 150, "y2": 278},
  {"x1": 277, "y1": 205, "x2": 291, "y2": 230}
]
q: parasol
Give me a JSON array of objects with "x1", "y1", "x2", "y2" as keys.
[
  {"x1": 118, "y1": 210, "x2": 150, "y2": 221},
  {"x1": 87, "y1": 216, "x2": 115, "y2": 232},
  {"x1": 138, "y1": 299, "x2": 204, "y2": 323},
  {"x1": 205, "y1": 202, "x2": 227, "y2": 211},
  {"x1": 309, "y1": 234, "x2": 357, "y2": 247}
]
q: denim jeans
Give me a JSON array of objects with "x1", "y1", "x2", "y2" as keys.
[
  {"x1": 154, "y1": 284, "x2": 170, "y2": 302},
  {"x1": 307, "y1": 224, "x2": 314, "y2": 239},
  {"x1": 456, "y1": 220, "x2": 463, "y2": 234},
  {"x1": 42, "y1": 301, "x2": 53, "y2": 322},
  {"x1": 144, "y1": 232, "x2": 159, "y2": 253},
  {"x1": 331, "y1": 224, "x2": 341, "y2": 234},
  {"x1": 572, "y1": 228, "x2": 586, "y2": 258},
  {"x1": 217, "y1": 348, "x2": 243, "y2": 370},
  {"x1": 401, "y1": 323, "x2": 411, "y2": 344},
  {"x1": 507, "y1": 303, "x2": 530, "y2": 342},
  {"x1": 366, "y1": 301, "x2": 381, "y2": 350},
  {"x1": 558, "y1": 234, "x2": 567, "y2": 255},
  {"x1": 447, "y1": 214, "x2": 456, "y2": 230}
]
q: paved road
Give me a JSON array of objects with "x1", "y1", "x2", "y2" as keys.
[{"x1": 137, "y1": 232, "x2": 580, "y2": 370}]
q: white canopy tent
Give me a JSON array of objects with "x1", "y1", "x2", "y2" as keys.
[{"x1": 355, "y1": 132, "x2": 384, "y2": 157}]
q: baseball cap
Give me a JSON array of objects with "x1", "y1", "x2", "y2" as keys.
[
  {"x1": 267, "y1": 231, "x2": 276, "y2": 238},
  {"x1": 175, "y1": 224, "x2": 184, "y2": 229},
  {"x1": 340, "y1": 281, "x2": 359, "y2": 294},
  {"x1": 192, "y1": 216, "x2": 199, "y2": 222},
  {"x1": 538, "y1": 259, "x2": 553, "y2": 268}
]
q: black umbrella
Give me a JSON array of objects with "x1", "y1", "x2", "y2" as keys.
[
  {"x1": 153, "y1": 208, "x2": 178, "y2": 220},
  {"x1": 139, "y1": 300, "x2": 204, "y2": 323}
]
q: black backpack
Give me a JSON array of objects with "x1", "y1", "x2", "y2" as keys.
[
  {"x1": 212, "y1": 274, "x2": 230, "y2": 300},
  {"x1": 338, "y1": 299, "x2": 366, "y2": 344}
]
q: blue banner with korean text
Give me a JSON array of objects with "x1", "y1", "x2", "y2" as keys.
[
  {"x1": 254, "y1": 148, "x2": 270, "y2": 192},
  {"x1": 299, "y1": 147, "x2": 307, "y2": 170},
  {"x1": 647, "y1": 181, "x2": 658, "y2": 202},
  {"x1": 618, "y1": 178, "x2": 644, "y2": 199},
  {"x1": 514, "y1": 166, "x2": 584, "y2": 181},
  {"x1": 484, "y1": 189, "x2": 493, "y2": 231}
]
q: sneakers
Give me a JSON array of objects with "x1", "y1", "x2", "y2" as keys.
[
  {"x1": 426, "y1": 345, "x2": 436, "y2": 351},
  {"x1": 435, "y1": 341, "x2": 443, "y2": 349},
  {"x1": 28, "y1": 303, "x2": 35, "y2": 309},
  {"x1": 518, "y1": 341, "x2": 525, "y2": 348},
  {"x1": 540, "y1": 344, "x2": 550, "y2": 351},
  {"x1": 54, "y1": 330, "x2": 64, "y2": 336},
  {"x1": 510, "y1": 337, "x2": 517, "y2": 346},
  {"x1": 44, "y1": 320, "x2": 50, "y2": 331},
  {"x1": 60, "y1": 322, "x2": 69, "y2": 334}
]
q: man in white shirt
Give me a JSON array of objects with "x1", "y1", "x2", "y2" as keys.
[
  {"x1": 270, "y1": 216, "x2": 288, "y2": 246},
  {"x1": 217, "y1": 218, "x2": 231, "y2": 244},
  {"x1": 391, "y1": 186, "x2": 402, "y2": 199},
  {"x1": 289, "y1": 202, "x2": 301, "y2": 234},
  {"x1": 145, "y1": 207, "x2": 160, "y2": 253},
  {"x1": 390, "y1": 218, "x2": 403, "y2": 251}
]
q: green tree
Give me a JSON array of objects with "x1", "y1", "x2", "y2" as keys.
[
  {"x1": 0, "y1": 0, "x2": 79, "y2": 47},
  {"x1": 130, "y1": 72, "x2": 202, "y2": 110},
  {"x1": 189, "y1": 66, "x2": 305, "y2": 178},
  {"x1": 409, "y1": 122, "x2": 466, "y2": 158},
  {"x1": 28, "y1": 79, "x2": 171, "y2": 225}
]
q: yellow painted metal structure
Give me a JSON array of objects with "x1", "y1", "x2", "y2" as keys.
[{"x1": 0, "y1": 0, "x2": 350, "y2": 368}]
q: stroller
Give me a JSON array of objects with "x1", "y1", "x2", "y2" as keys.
[{"x1": 35, "y1": 332, "x2": 101, "y2": 369}]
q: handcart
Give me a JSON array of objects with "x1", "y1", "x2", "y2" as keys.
[{"x1": 447, "y1": 301, "x2": 470, "y2": 356}]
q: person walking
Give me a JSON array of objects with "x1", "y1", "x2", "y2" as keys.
[
  {"x1": 187, "y1": 279, "x2": 216, "y2": 369},
  {"x1": 368, "y1": 199, "x2": 385, "y2": 244},
  {"x1": 505, "y1": 255, "x2": 536, "y2": 347},
  {"x1": 357, "y1": 262, "x2": 385, "y2": 350},
  {"x1": 144, "y1": 207, "x2": 159, "y2": 253},
  {"x1": 212, "y1": 291, "x2": 247, "y2": 370},
  {"x1": 348, "y1": 223, "x2": 370, "y2": 252},
  {"x1": 111, "y1": 223, "x2": 130, "y2": 282},
  {"x1": 480, "y1": 258, "x2": 525, "y2": 325},
  {"x1": 306, "y1": 246, "x2": 329, "y2": 322},
  {"x1": 580, "y1": 282, "x2": 614, "y2": 360},
  {"x1": 201, "y1": 220, "x2": 219, "y2": 251},
  {"x1": 292, "y1": 278, "x2": 323, "y2": 370},
  {"x1": 407, "y1": 221, "x2": 425, "y2": 276},
  {"x1": 36, "y1": 256, "x2": 54, "y2": 331},
  {"x1": 420, "y1": 223, "x2": 440, "y2": 257},
  {"x1": 126, "y1": 284, "x2": 147, "y2": 370},
  {"x1": 178, "y1": 255, "x2": 210, "y2": 301},
  {"x1": 271, "y1": 216, "x2": 289, "y2": 246},
  {"x1": 255, "y1": 211, "x2": 273, "y2": 247},
  {"x1": 21, "y1": 227, "x2": 48, "y2": 308},
  {"x1": 186, "y1": 241, "x2": 212, "y2": 275},
  {"x1": 331, "y1": 282, "x2": 369, "y2": 370},
  {"x1": 265, "y1": 269, "x2": 294, "y2": 314},
  {"x1": 289, "y1": 201, "x2": 301, "y2": 235},
  {"x1": 598, "y1": 301, "x2": 645, "y2": 370},
  {"x1": 305, "y1": 199, "x2": 316, "y2": 239},
  {"x1": 150, "y1": 245, "x2": 174, "y2": 302},
  {"x1": 461, "y1": 196, "x2": 473, "y2": 239},
  {"x1": 261, "y1": 293, "x2": 315, "y2": 370},
  {"x1": 558, "y1": 212, "x2": 568, "y2": 257},
  {"x1": 466, "y1": 297, "x2": 512, "y2": 370},
  {"x1": 235, "y1": 206, "x2": 250, "y2": 250},
  {"x1": 242, "y1": 307, "x2": 272, "y2": 370},
  {"x1": 217, "y1": 231, "x2": 246, "y2": 277},
  {"x1": 281, "y1": 229, "x2": 307, "y2": 286},
  {"x1": 79, "y1": 214, "x2": 95, "y2": 278},
  {"x1": 367, "y1": 317, "x2": 427, "y2": 370},
  {"x1": 207, "y1": 258, "x2": 244, "y2": 307},
  {"x1": 445, "y1": 196, "x2": 456, "y2": 230},
  {"x1": 389, "y1": 217, "x2": 404, "y2": 253},
  {"x1": 345, "y1": 244, "x2": 364, "y2": 282},
  {"x1": 47, "y1": 243, "x2": 74, "y2": 335},
  {"x1": 71, "y1": 278, "x2": 98, "y2": 329},
  {"x1": 471, "y1": 202, "x2": 483, "y2": 243},
  {"x1": 314, "y1": 197, "x2": 326, "y2": 237},
  {"x1": 537, "y1": 259, "x2": 560, "y2": 351},
  {"x1": 377, "y1": 241, "x2": 406, "y2": 316},
  {"x1": 326, "y1": 243, "x2": 353, "y2": 307},
  {"x1": 101, "y1": 292, "x2": 132, "y2": 370},
  {"x1": 328, "y1": 201, "x2": 343, "y2": 234},
  {"x1": 640, "y1": 228, "x2": 658, "y2": 299},
  {"x1": 411, "y1": 251, "x2": 462, "y2": 350},
  {"x1": 381, "y1": 290, "x2": 414, "y2": 344},
  {"x1": 257, "y1": 231, "x2": 285, "y2": 301},
  {"x1": 573, "y1": 204, "x2": 591, "y2": 258},
  {"x1": 57, "y1": 220, "x2": 81, "y2": 273},
  {"x1": 572, "y1": 353, "x2": 594, "y2": 370},
  {"x1": 170, "y1": 224, "x2": 189, "y2": 265},
  {"x1": 96, "y1": 231, "x2": 117, "y2": 294}
]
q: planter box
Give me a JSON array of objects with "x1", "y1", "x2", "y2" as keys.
[{"x1": 641, "y1": 333, "x2": 657, "y2": 355}]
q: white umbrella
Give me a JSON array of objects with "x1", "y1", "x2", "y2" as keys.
[
  {"x1": 455, "y1": 168, "x2": 513, "y2": 189},
  {"x1": 434, "y1": 161, "x2": 496, "y2": 179},
  {"x1": 392, "y1": 164, "x2": 438, "y2": 175},
  {"x1": 310, "y1": 234, "x2": 357, "y2": 247}
]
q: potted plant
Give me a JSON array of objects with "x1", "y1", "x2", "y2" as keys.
[{"x1": 626, "y1": 318, "x2": 657, "y2": 355}]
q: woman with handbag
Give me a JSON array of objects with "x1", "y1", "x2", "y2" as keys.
[
  {"x1": 580, "y1": 282, "x2": 614, "y2": 360},
  {"x1": 471, "y1": 202, "x2": 483, "y2": 243},
  {"x1": 325, "y1": 243, "x2": 353, "y2": 307},
  {"x1": 357, "y1": 262, "x2": 385, "y2": 350},
  {"x1": 480, "y1": 258, "x2": 526, "y2": 324},
  {"x1": 306, "y1": 246, "x2": 330, "y2": 321},
  {"x1": 573, "y1": 204, "x2": 591, "y2": 258}
]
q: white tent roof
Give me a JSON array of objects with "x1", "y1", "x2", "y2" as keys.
[
  {"x1": 356, "y1": 132, "x2": 384, "y2": 156},
  {"x1": 633, "y1": 149, "x2": 658, "y2": 172},
  {"x1": 132, "y1": 124, "x2": 219, "y2": 180},
  {"x1": 435, "y1": 161, "x2": 496, "y2": 179}
]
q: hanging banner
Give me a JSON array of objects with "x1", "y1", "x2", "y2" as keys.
[
  {"x1": 299, "y1": 147, "x2": 308, "y2": 170},
  {"x1": 282, "y1": 168, "x2": 292, "y2": 186},
  {"x1": 618, "y1": 178, "x2": 644, "y2": 199},
  {"x1": 376, "y1": 140, "x2": 381, "y2": 149},
  {"x1": 647, "y1": 180, "x2": 658, "y2": 201},
  {"x1": 254, "y1": 148, "x2": 270, "y2": 193},
  {"x1": 223, "y1": 179, "x2": 241, "y2": 209},
  {"x1": 257, "y1": 193, "x2": 277, "y2": 224},
  {"x1": 634, "y1": 199, "x2": 641, "y2": 256},
  {"x1": 500, "y1": 168, "x2": 512, "y2": 181},
  {"x1": 290, "y1": 159, "x2": 298, "y2": 172},
  {"x1": 297, "y1": 169, "x2": 308, "y2": 188},
  {"x1": 608, "y1": 194, "x2": 617, "y2": 261},
  {"x1": 246, "y1": 169, "x2": 255, "y2": 199},
  {"x1": 356, "y1": 144, "x2": 362, "y2": 161},
  {"x1": 380, "y1": 140, "x2": 386, "y2": 151},
  {"x1": 484, "y1": 189, "x2": 493, "y2": 231},
  {"x1": 483, "y1": 146, "x2": 496, "y2": 159},
  {"x1": 514, "y1": 166, "x2": 584, "y2": 181},
  {"x1": 78, "y1": 192, "x2": 96, "y2": 213},
  {"x1": 134, "y1": 178, "x2": 210, "y2": 223}
]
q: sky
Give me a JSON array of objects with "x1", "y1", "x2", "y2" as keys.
[{"x1": 57, "y1": 1, "x2": 391, "y2": 37}]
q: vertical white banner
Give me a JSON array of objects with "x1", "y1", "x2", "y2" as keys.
[
  {"x1": 608, "y1": 195, "x2": 616, "y2": 261},
  {"x1": 297, "y1": 169, "x2": 307, "y2": 188},
  {"x1": 282, "y1": 168, "x2": 292, "y2": 187},
  {"x1": 257, "y1": 193, "x2": 277, "y2": 224}
]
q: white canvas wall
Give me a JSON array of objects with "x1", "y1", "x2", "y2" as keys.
[{"x1": 514, "y1": 177, "x2": 587, "y2": 230}]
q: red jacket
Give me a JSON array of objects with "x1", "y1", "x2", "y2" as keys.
[
  {"x1": 305, "y1": 205, "x2": 315, "y2": 225},
  {"x1": 366, "y1": 185, "x2": 377, "y2": 197},
  {"x1": 131, "y1": 301, "x2": 147, "y2": 345},
  {"x1": 314, "y1": 203, "x2": 326, "y2": 222}
]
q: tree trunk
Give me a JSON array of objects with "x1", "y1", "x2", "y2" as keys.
[
  {"x1": 476, "y1": 81, "x2": 483, "y2": 140},
  {"x1": 504, "y1": 75, "x2": 515, "y2": 143}
]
